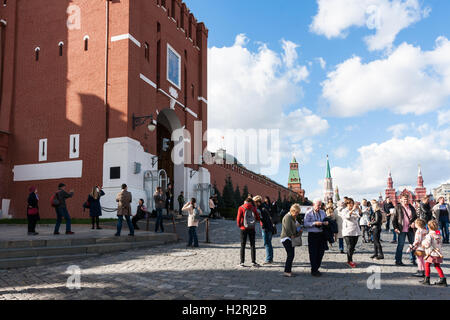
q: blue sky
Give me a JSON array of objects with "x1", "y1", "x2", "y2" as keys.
[{"x1": 188, "y1": 0, "x2": 450, "y2": 200}]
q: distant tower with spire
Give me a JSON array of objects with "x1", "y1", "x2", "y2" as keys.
[
  {"x1": 385, "y1": 168, "x2": 397, "y2": 204},
  {"x1": 324, "y1": 155, "x2": 333, "y2": 202},
  {"x1": 415, "y1": 165, "x2": 427, "y2": 201},
  {"x1": 288, "y1": 156, "x2": 305, "y2": 201}
]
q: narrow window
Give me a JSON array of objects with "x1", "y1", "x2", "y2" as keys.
[
  {"x1": 156, "y1": 40, "x2": 161, "y2": 87},
  {"x1": 35, "y1": 47, "x2": 40, "y2": 61},
  {"x1": 69, "y1": 134, "x2": 80, "y2": 159},
  {"x1": 180, "y1": 6, "x2": 185, "y2": 30},
  {"x1": 171, "y1": 0, "x2": 176, "y2": 18},
  {"x1": 39, "y1": 139, "x2": 47, "y2": 162},
  {"x1": 58, "y1": 42, "x2": 64, "y2": 56},
  {"x1": 144, "y1": 42, "x2": 149, "y2": 62},
  {"x1": 157, "y1": 22, "x2": 161, "y2": 33},
  {"x1": 84, "y1": 35, "x2": 89, "y2": 51},
  {"x1": 167, "y1": 44, "x2": 181, "y2": 89}
]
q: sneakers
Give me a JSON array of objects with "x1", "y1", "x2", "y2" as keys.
[
  {"x1": 252, "y1": 263, "x2": 261, "y2": 268},
  {"x1": 347, "y1": 262, "x2": 356, "y2": 268},
  {"x1": 395, "y1": 261, "x2": 406, "y2": 266},
  {"x1": 376, "y1": 255, "x2": 384, "y2": 260},
  {"x1": 412, "y1": 270, "x2": 425, "y2": 278},
  {"x1": 370, "y1": 254, "x2": 378, "y2": 259},
  {"x1": 390, "y1": 240, "x2": 397, "y2": 244},
  {"x1": 239, "y1": 263, "x2": 245, "y2": 268},
  {"x1": 263, "y1": 261, "x2": 273, "y2": 265},
  {"x1": 283, "y1": 273, "x2": 296, "y2": 277}
]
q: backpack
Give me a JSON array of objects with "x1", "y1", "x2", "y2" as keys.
[
  {"x1": 50, "y1": 192, "x2": 60, "y2": 207},
  {"x1": 193, "y1": 207, "x2": 200, "y2": 223},
  {"x1": 242, "y1": 206, "x2": 256, "y2": 229}
]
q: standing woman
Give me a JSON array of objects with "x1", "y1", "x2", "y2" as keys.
[
  {"x1": 369, "y1": 200, "x2": 384, "y2": 260},
  {"x1": 359, "y1": 199, "x2": 371, "y2": 243},
  {"x1": 27, "y1": 186, "x2": 40, "y2": 236},
  {"x1": 88, "y1": 186, "x2": 105, "y2": 230},
  {"x1": 341, "y1": 198, "x2": 362, "y2": 268},
  {"x1": 183, "y1": 198, "x2": 202, "y2": 248},
  {"x1": 280, "y1": 204, "x2": 302, "y2": 277}
]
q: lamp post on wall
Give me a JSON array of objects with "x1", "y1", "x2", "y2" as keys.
[{"x1": 132, "y1": 113, "x2": 157, "y2": 132}]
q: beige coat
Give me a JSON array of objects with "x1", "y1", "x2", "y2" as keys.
[
  {"x1": 116, "y1": 190, "x2": 132, "y2": 216},
  {"x1": 183, "y1": 202, "x2": 202, "y2": 227}
]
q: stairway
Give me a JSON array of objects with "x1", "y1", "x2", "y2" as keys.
[{"x1": 0, "y1": 233, "x2": 178, "y2": 269}]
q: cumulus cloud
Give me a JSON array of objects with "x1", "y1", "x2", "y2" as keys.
[
  {"x1": 333, "y1": 146, "x2": 349, "y2": 159},
  {"x1": 328, "y1": 128, "x2": 450, "y2": 200},
  {"x1": 321, "y1": 37, "x2": 450, "y2": 117},
  {"x1": 207, "y1": 35, "x2": 329, "y2": 174},
  {"x1": 316, "y1": 57, "x2": 327, "y2": 70},
  {"x1": 438, "y1": 108, "x2": 450, "y2": 127},
  {"x1": 310, "y1": 0, "x2": 430, "y2": 51},
  {"x1": 387, "y1": 123, "x2": 409, "y2": 138}
]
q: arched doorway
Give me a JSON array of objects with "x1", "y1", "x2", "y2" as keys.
[{"x1": 156, "y1": 109, "x2": 184, "y2": 212}]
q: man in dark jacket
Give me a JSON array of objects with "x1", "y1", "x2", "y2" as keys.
[
  {"x1": 383, "y1": 197, "x2": 395, "y2": 240},
  {"x1": 418, "y1": 196, "x2": 432, "y2": 222},
  {"x1": 392, "y1": 194, "x2": 417, "y2": 266},
  {"x1": 255, "y1": 196, "x2": 275, "y2": 265},
  {"x1": 132, "y1": 199, "x2": 148, "y2": 230},
  {"x1": 53, "y1": 183, "x2": 74, "y2": 235}
]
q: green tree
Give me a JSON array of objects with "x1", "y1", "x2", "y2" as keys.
[
  {"x1": 234, "y1": 185, "x2": 242, "y2": 207},
  {"x1": 241, "y1": 185, "x2": 249, "y2": 203},
  {"x1": 222, "y1": 176, "x2": 236, "y2": 208}
]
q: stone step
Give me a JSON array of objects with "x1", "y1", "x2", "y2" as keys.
[
  {"x1": 0, "y1": 233, "x2": 177, "y2": 250},
  {"x1": 0, "y1": 239, "x2": 172, "y2": 269},
  {"x1": 0, "y1": 253, "x2": 100, "y2": 269}
]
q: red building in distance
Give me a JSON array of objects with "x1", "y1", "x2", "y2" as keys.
[{"x1": 385, "y1": 166, "x2": 429, "y2": 205}]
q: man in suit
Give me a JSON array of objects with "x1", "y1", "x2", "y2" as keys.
[
  {"x1": 115, "y1": 184, "x2": 134, "y2": 236},
  {"x1": 393, "y1": 194, "x2": 417, "y2": 266}
]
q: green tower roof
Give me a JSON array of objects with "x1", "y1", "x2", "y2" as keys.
[
  {"x1": 289, "y1": 157, "x2": 300, "y2": 184},
  {"x1": 326, "y1": 155, "x2": 332, "y2": 179}
]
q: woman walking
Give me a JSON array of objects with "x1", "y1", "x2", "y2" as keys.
[
  {"x1": 27, "y1": 186, "x2": 40, "y2": 236},
  {"x1": 280, "y1": 204, "x2": 302, "y2": 277},
  {"x1": 369, "y1": 200, "x2": 384, "y2": 260},
  {"x1": 360, "y1": 199, "x2": 371, "y2": 243},
  {"x1": 183, "y1": 198, "x2": 202, "y2": 248},
  {"x1": 341, "y1": 198, "x2": 361, "y2": 268},
  {"x1": 87, "y1": 186, "x2": 105, "y2": 230}
]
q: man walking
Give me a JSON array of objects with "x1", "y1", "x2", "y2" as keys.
[
  {"x1": 384, "y1": 197, "x2": 397, "y2": 243},
  {"x1": 177, "y1": 192, "x2": 185, "y2": 216},
  {"x1": 304, "y1": 199, "x2": 328, "y2": 277},
  {"x1": 154, "y1": 187, "x2": 166, "y2": 233},
  {"x1": 53, "y1": 183, "x2": 75, "y2": 235},
  {"x1": 393, "y1": 194, "x2": 417, "y2": 266},
  {"x1": 254, "y1": 195, "x2": 275, "y2": 265},
  {"x1": 237, "y1": 197, "x2": 261, "y2": 268},
  {"x1": 432, "y1": 197, "x2": 450, "y2": 244},
  {"x1": 115, "y1": 184, "x2": 134, "y2": 237}
]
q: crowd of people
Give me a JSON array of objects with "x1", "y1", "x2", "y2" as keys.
[{"x1": 235, "y1": 193, "x2": 448, "y2": 287}]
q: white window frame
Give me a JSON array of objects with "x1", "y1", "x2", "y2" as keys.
[
  {"x1": 69, "y1": 134, "x2": 80, "y2": 159},
  {"x1": 39, "y1": 139, "x2": 47, "y2": 162},
  {"x1": 167, "y1": 43, "x2": 181, "y2": 89}
]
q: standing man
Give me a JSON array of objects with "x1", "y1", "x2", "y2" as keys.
[
  {"x1": 304, "y1": 199, "x2": 328, "y2": 277},
  {"x1": 418, "y1": 196, "x2": 433, "y2": 223},
  {"x1": 383, "y1": 197, "x2": 397, "y2": 243},
  {"x1": 432, "y1": 197, "x2": 450, "y2": 244},
  {"x1": 165, "y1": 183, "x2": 174, "y2": 216},
  {"x1": 115, "y1": 184, "x2": 134, "y2": 237},
  {"x1": 393, "y1": 194, "x2": 417, "y2": 266},
  {"x1": 53, "y1": 183, "x2": 75, "y2": 235},
  {"x1": 177, "y1": 192, "x2": 185, "y2": 216},
  {"x1": 154, "y1": 187, "x2": 166, "y2": 233},
  {"x1": 237, "y1": 197, "x2": 261, "y2": 268},
  {"x1": 254, "y1": 195, "x2": 275, "y2": 265}
]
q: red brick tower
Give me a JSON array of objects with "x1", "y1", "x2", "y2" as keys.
[
  {"x1": 414, "y1": 165, "x2": 427, "y2": 201},
  {"x1": 385, "y1": 169, "x2": 397, "y2": 204}
]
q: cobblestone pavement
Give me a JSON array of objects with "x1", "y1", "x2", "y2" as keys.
[{"x1": 0, "y1": 220, "x2": 449, "y2": 300}]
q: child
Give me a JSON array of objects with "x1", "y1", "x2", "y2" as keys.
[
  {"x1": 409, "y1": 219, "x2": 428, "y2": 278},
  {"x1": 421, "y1": 220, "x2": 447, "y2": 287}
]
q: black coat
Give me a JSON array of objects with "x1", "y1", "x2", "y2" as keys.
[
  {"x1": 323, "y1": 217, "x2": 338, "y2": 244},
  {"x1": 27, "y1": 192, "x2": 40, "y2": 220},
  {"x1": 369, "y1": 210, "x2": 383, "y2": 229},
  {"x1": 259, "y1": 206, "x2": 274, "y2": 233},
  {"x1": 88, "y1": 190, "x2": 105, "y2": 217},
  {"x1": 392, "y1": 204, "x2": 417, "y2": 232},
  {"x1": 418, "y1": 202, "x2": 432, "y2": 222}
]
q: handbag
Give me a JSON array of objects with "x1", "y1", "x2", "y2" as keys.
[
  {"x1": 292, "y1": 235, "x2": 302, "y2": 247},
  {"x1": 414, "y1": 250, "x2": 425, "y2": 257},
  {"x1": 27, "y1": 207, "x2": 39, "y2": 215}
]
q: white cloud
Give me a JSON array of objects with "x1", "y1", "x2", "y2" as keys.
[
  {"x1": 333, "y1": 146, "x2": 349, "y2": 159},
  {"x1": 321, "y1": 37, "x2": 450, "y2": 117},
  {"x1": 207, "y1": 35, "x2": 328, "y2": 168},
  {"x1": 387, "y1": 123, "x2": 408, "y2": 138},
  {"x1": 329, "y1": 128, "x2": 450, "y2": 200},
  {"x1": 310, "y1": 0, "x2": 430, "y2": 51},
  {"x1": 316, "y1": 57, "x2": 327, "y2": 70},
  {"x1": 438, "y1": 108, "x2": 450, "y2": 127}
]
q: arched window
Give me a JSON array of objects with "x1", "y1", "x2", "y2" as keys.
[
  {"x1": 83, "y1": 35, "x2": 89, "y2": 51},
  {"x1": 35, "y1": 47, "x2": 40, "y2": 61},
  {"x1": 58, "y1": 41, "x2": 64, "y2": 56}
]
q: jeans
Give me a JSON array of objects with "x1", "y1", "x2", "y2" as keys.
[
  {"x1": 385, "y1": 216, "x2": 391, "y2": 231},
  {"x1": 439, "y1": 216, "x2": 449, "y2": 242},
  {"x1": 338, "y1": 238, "x2": 344, "y2": 251},
  {"x1": 116, "y1": 215, "x2": 134, "y2": 236},
  {"x1": 262, "y1": 229, "x2": 274, "y2": 262},
  {"x1": 282, "y1": 239, "x2": 295, "y2": 273},
  {"x1": 392, "y1": 229, "x2": 397, "y2": 241},
  {"x1": 54, "y1": 207, "x2": 71, "y2": 233},
  {"x1": 344, "y1": 236, "x2": 359, "y2": 262},
  {"x1": 372, "y1": 227, "x2": 383, "y2": 257},
  {"x1": 395, "y1": 230, "x2": 416, "y2": 263},
  {"x1": 240, "y1": 228, "x2": 256, "y2": 264},
  {"x1": 308, "y1": 232, "x2": 326, "y2": 273},
  {"x1": 188, "y1": 226, "x2": 199, "y2": 247},
  {"x1": 155, "y1": 208, "x2": 164, "y2": 233}
]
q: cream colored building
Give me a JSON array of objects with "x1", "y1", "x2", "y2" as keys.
[{"x1": 433, "y1": 183, "x2": 450, "y2": 202}]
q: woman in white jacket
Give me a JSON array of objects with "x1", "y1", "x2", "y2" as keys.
[
  {"x1": 340, "y1": 198, "x2": 362, "y2": 268},
  {"x1": 182, "y1": 198, "x2": 203, "y2": 248}
]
